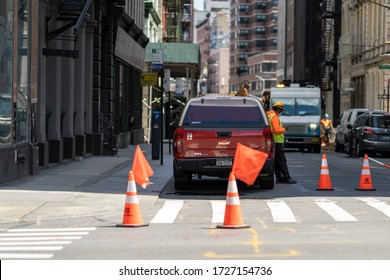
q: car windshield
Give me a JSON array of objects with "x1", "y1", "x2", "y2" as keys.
[
  {"x1": 271, "y1": 98, "x2": 320, "y2": 116},
  {"x1": 369, "y1": 116, "x2": 390, "y2": 128},
  {"x1": 183, "y1": 104, "x2": 265, "y2": 126}
]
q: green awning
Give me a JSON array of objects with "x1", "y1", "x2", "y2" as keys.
[{"x1": 144, "y1": 43, "x2": 200, "y2": 78}]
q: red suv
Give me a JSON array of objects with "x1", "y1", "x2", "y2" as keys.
[{"x1": 172, "y1": 96, "x2": 275, "y2": 190}]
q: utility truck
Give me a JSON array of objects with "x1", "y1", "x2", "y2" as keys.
[{"x1": 270, "y1": 81, "x2": 322, "y2": 153}]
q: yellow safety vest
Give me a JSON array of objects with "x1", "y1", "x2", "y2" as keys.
[{"x1": 267, "y1": 113, "x2": 284, "y2": 144}]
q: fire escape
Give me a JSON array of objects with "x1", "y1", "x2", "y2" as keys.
[
  {"x1": 320, "y1": 1, "x2": 335, "y2": 92},
  {"x1": 43, "y1": 0, "x2": 94, "y2": 58},
  {"x1": 163, "y1": 0, "x2": 181, "y2": 42},
  {"x1": 320, "y1": 0, "x2": 341, "y2": 121}
]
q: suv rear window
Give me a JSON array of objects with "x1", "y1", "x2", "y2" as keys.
[
  {"x1": 183, "y1": 104, "x2": 264, "y2": 127},
  {"x1": 369, "y1": 115, "x2": 390, "y2": 128}
]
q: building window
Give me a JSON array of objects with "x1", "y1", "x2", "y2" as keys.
[
  {"x1": 255, "y1": 40, "x2": 265, "y2": 48},
  {"x1": 256, "y1": 15, "x2": 267, "y2": 22},
  {"x1": 255, "y1": 27, "x2": 266, "y2": 35},
  {"x1": 15, "y1": 0, "x2": 30, "y2": 143},
  {"x1": 263, "y1": 62, "x2": 277, "y2": 72},
  {"x1": 0, "y1": 0, "x2": 13, "y2": 145},
  {"x1": 255, "y1": 2, "x2": 267, "y2": 10}
]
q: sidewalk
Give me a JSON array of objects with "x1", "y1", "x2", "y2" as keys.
[{"x1": 0, "y1": 143, "x2": 173, "y2": 225}]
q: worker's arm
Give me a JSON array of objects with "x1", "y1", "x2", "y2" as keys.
[{"x1": 271, "y1": 116, "x2": 286, "y2": 134}]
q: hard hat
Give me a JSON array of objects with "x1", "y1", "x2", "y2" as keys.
[
  {"x1": 324, "y1": 113, "x2": 329, "y2": 118},
  {"x1": 273, "y1": 101, "x2": 284, "y2": 111}
]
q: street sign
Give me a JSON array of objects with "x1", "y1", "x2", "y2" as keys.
[
  {"x1": 151, "y1": 48, "x2": 163, "y2": 69},
  {"x1": 378, "y1": 65, "x2": 390, "y2": 69},
  {"x1": 141, "y1": 73, "x2": 158, "y2": 86}
]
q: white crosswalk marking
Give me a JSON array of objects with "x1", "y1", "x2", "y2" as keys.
[
  {"x1": 211, "y1": 201, "x2": 226, "y2": 223},
  {"x1": 0, "y1": 227, "x2": 96, "y2": 260},
  {"x1": 357, "y1": 197, "x2": 390, "y2": 217},
  {"x1": 146, "y1": 198, "x2": 390, "y2": 225},
  {"x1": 150, "y1": 200, "x2": 183, "y2": 223},
  {"x1": 266, "y1": 200, "x2": 296, "y2": 222},
  {"x1": 315, "y1": 199, "x2": 357, "y2": 222}
]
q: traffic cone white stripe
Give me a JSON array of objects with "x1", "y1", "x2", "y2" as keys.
[
  {"x1": 125, "y1": 194, "x2": 139, "y2": 204},
  {"x1": 226, "y1": 196, "x2": 240, "y2": 205},
  {"x1": 361, "y1": 169, "x2": 370, "y2": 175},
  {"x1": 321, "y1": 169, "x2": 329, "y2": 175}
]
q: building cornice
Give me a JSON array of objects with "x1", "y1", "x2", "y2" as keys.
[{"x1": 145, "y1": 1, "x2": 161, "y2": 26}]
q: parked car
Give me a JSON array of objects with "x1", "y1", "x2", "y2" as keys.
[
  {"x1": 345, "y1": 111, "x2": 390, "y2": 157},
  {"x1": 334, "y1": 108, "x2": 385, "y2": 152},
  {"x1": 172, "y1": 95, "x2": 275, "y2": 190}
]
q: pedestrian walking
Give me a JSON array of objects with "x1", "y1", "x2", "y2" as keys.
[{"x1": 266, "y1": 101, "x2": 297, "y2": 184}]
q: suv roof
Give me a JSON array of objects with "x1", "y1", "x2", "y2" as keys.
[{"x1": 360, "y1": 110, "x2": 388, "y2": 116}]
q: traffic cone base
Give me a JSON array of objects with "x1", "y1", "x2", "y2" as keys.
[
  {"x1": 217, "y1": 173, "x2": 250, "y2": 229},
  {"x1": 317, "y1": 154, "x2": 334, "y2": 191},
  {"x1": 356, "y1": 154, "x2": 375, "y2": 191},
  {"x1": 117, "y1": 171, "x2": 149, "y2": 227}
]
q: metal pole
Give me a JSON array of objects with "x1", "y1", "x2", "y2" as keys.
[
  {"x1": 388, "y1": 81, "x2": 389, "y2": 113},
  {"x1": 168, "y1": 91, "x2": 171, "y2": 154},
  {"x1": 160, "y1": 68, "x2": 164, "y2": 165}
]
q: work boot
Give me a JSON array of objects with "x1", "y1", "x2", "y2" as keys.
[
  {"x1": 275, "y1": 178, "x2": 283, "y2": 184},
  {"x1": 281, "y1": 177, "x2": 297, "y2": 184}
]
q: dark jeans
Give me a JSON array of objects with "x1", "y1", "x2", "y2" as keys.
[{"x1": 275, "y1": 143, "x2": 291, "y2": 180}]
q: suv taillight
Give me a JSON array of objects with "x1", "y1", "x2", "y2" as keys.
[
  {"x1": 363, "y1": 128, "x2": 375, "y2": 134},
  {"x1": 173, "y1": 127, "x2": 184, "y2": 158},
  {"x1": 263, "y1": 127, "x2": 274, "y2": 158}
]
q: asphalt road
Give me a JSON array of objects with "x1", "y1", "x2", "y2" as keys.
[{"x1": 2, "y1": 147, "x2": 390, "y2": 260}]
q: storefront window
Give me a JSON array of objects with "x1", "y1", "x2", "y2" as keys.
[{"x1": 0, "y1": 0, "x2": 13, "y2": 144}]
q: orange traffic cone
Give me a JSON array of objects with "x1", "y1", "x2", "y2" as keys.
[
  {"x1": 356, "y1": 154, "x2": 375, "y2": 191},
  {"x1": 317, "y1": 154, "x2": 334, "y2": 191},
  {"x1": 117, "y1": 171, "x2": 149, "y2": 227},
  {"x1": 217, "y1": 172, "x2": 250, "y2": 229}
]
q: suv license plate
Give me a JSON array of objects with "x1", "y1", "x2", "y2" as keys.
[{"x1": 216, "y1": 159, "x2": 232, "y2": 167}]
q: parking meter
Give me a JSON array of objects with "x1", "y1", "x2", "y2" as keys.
[{"x1": 151, "y1": 110, "x2": 161, "y2": 160}]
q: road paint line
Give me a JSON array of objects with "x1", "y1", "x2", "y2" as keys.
[
  {"x1": 0, "y1": 246, "x2": 63, "y2": 251},
  {"x1": 0, "y1": 232, "x2": 90, "y2": 237},
  {"x1": 150, "y1": 200, "x2": 183, "y2": 223},
  {"x1": 0, "y1": 236, "x2": 82, "y2": 241},
  {"x1": 315, "y1": 201, "x2": 357, "y2": 222},
  {"x1": 211, "y1": 201, "x2": 226, "y2": 223},
  {"x1": 0, "y1": 241, "x2": 72, "y2": 246},
  {"x1": 357, "y1": 198, "x2": 390, "y2": 218},
  {"x1": 0, "y1": 253, "x2": 53, "y2": 259},
  {"x1": 266, "y1": 200, "x2": 296, "y2": 223},
  {"x1": 7, "y1": 227, "x2": 96, "y2": 232}
]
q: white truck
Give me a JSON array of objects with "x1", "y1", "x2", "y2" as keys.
[{"x1": 270, "y1": 82, "x2": 322, "y2": 153}]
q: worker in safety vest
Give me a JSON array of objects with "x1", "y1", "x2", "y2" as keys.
[
  {"x1": 320, "y1": 113, "x2": 334, "y2": 147},
  {"x1": 266, "y1": 101, "x2": 297, "y2": 184}
]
